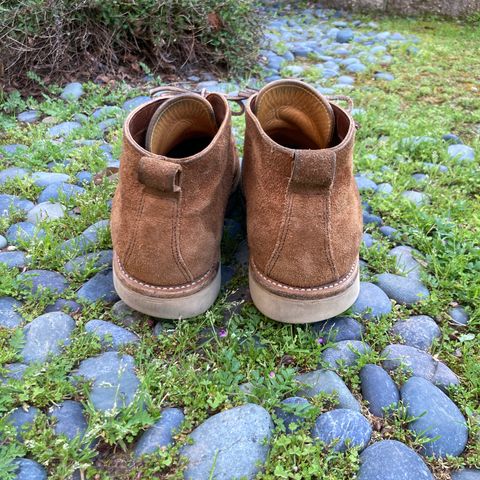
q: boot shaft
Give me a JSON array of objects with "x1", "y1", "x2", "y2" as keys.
[
  {"x1": 243, "y1": 80, "x2": 362, "y2": 293},
  {"x1": 111, "y1": 93, "x2": 238, "y2": 290}
]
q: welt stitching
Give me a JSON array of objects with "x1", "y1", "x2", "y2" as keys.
[
  {"x1": 254, "y1": 261, "x2": 357, "y2": 292},
  {"x1": 116, "y1": 256, "x2": 214, "y2": 291}
]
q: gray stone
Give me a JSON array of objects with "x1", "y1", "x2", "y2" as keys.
[
  {"x1": 49, "y1": 400, "x2": 87, "y2": 440},
  {"x1": 352, "y1": 282, "x2": 392, "y2": 319},
  {"x1": 60, "y1": 219, "x2": 109, "y2": 255},
  {"x1": 336, "y1": 29, "x2": 354, "y2": 43},
  {"x1": 451, "y1": 470, "x2": 480, "y2": 480},
  {"x1": 423, "y1": 162, "x2": 448, "y2": 173},
  {"x1": 111, "y1": 300, "x2": 145, "y2": 327},
  {"x1": 48, "y1": 121, "x2": 82, "y2": 138},
  {"x1": 181, "y1": 404, "x2": 273, "y2": 480},
  {"x1": 0, "y1": 234, "x2": 6, "y2": 248},
  {"x1": 312, "y1": 409, "x2": 371, "y2": 452},
  {"x1": 358, "y1": 440, "x2": 434, "y2": 480},
  {"x1": 123, "y1": 96, "x2": 151, "y2": 112},
  {"x1": 389, "y1": 246, "x2": 422, "y2": 280},
  {"x1": 74, "y1": 352, "x2": 139, "y2": 411},
  {"x1": 374, "y1": 72, "x2": 394, "y2": 81},
  {"x1": 27, "y1": 202, "x2": 65, "y2": 224},
  {"x1": 5, "y1": 406, "x2": 39, "y2": 441},
  {"x1": 38, "y1": 182, "x2": 85, "y2": 203},
  {"x1": 448, "y1": 144, "x2": 475, "y2": 162},
  {"x1": 0, "y1": 363, "x2": 27, "y2": 383},
  {"x1": 401, "y1": 376, "x2": 468, "y2": 457},
  {"x1": 295, "y1": 369, "x2": 360, "y2": 411},
  {"x1": 44, "y1": 298, "x2": 82, "y2": 314},
  {"x1": 0, "y1": 144, "x2": 28, "y2": 155},
  {"x1": 76, "y1": 171, "x2": 93, "y2": 184},
  {"x1": 382, "y1": 344, "x2": 459, "y2": 390},
  {"x1": 0, "y1": 167, "x2": 29, "y2": 186},
  {"x1": 376, "y1": 182, "x2": 393, "y2": 195},
  {"x1": 77, "y1": 269, "x2": 119, "y2": 304},
  {"x1": 362, "y1": 233, "x2": 376, "y2": 248},
  {"x1": 362, "y1": 211, "x2": 383, "y2": 226},
  {"x1": 18, "y1": 269, "x2": 68, "y2": 296},
  {"x1": 31, "y1": 172, "x2": 70, "y2": 187},
  {"x1": 273, "y1": 397, "x2": 311, "y2": 433},
  {"x1": 64, "y1": 250, "x2": 113, "y2": 274},
  {"x1": 347, "y1": 62, "x2": 367, "y2": 73},
  {"x1": 442, "y1": 133, "x2": 462, "y2": 144},
  {"x1": 379, "y1": 226, "x2": 399, "y2": 240},
  {"x1": 449, "y1": 306, "x2": 469, "y2": 326},
  {"x1": 92, "y1": 105, "x2": 119, "y2": 120},
  {"x1": 0, "y1": 296, "x2": 24, "y2": 328},
  {"x1": 321, "y1": 340, "x2": 372, "y2": 369},
  {"x1": 6, "y1": 222, "x2": 46, "y2": 245},
  {"x1": 85, "y1": 319, "x2": 139, "y2": 350},
  {"x1": 391, "y1": 316, "x2": 440, "y2": 351},
  {"x1": 18, "y1": 110, "x2": 40, "y2": 123},
  {"x1": 0, "y1": 194, "x2": 34, "y2": 217},
  {"x1": 401, "y1": 190, "x2": 430, "y2": 206},
  {"x1": 60, "y1": 82, "x2": 84, "y2": 100},
  {"x1": 376, "y1": 273, "x2": 429, "y2": 305},
  {"x1": 311, "y1": 316, "x2": 364, "y2": 342},
  {"x1": 360, "y1": 364, "x2": 399, "y2": 417},
  {"x1": 412, "y1": 173, "x2": 428, "y2": 183},
  {"x1": 355, "y1": 174, "x2": 378, "y2": 191},
  {"x1": 0, "y1": 251, "x2": 28, "y2": 269},
  {"x1": 12, "y1": 458, "x2": 47, "y2": 480},
  {"x1": 21, "y1": 312, "x2": 75, "y2": 364},
  {"x1": 134, "y1": 407, "x2": 185, "y2": 457}
]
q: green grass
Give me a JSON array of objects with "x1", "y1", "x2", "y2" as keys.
[{"x1": 0, "y1": 12, "x2": 479, "y2": 480}]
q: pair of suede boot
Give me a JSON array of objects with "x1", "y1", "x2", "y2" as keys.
[{"x1": 111, "y1": 79, "x2": 362, "y2": 324}]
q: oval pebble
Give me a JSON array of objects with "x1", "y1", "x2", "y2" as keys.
[
  {"x1": 134, "y1": 407, "x2": 185, "y2": 457},
  {"x1": 376, "y1": 273, "x2": 429, "y2": 306},
  {"x1": 391, "y1": 315, "x2": 440, "y2": 351},
  {"x1": 181, "y1": 404, "x2": 273, "y2": 480},
  {"x1": 312, "y1": 409, "x2": 372, "y2": 452},
  {"x1": 360, "y1": 364, "x2": 399, "y2": 417},
  {"x1": 401, "y1": 376, "x2": 468, "y2": 457},
  {"x1": 351, "y1": 282, "x2": 392, "y2": 319},
  {"x1": 358, "y1": 440, "x2": 434, "y2": 480}
]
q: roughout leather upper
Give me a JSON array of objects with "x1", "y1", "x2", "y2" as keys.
[
  {"x1": 243, "y1": 83, "x2": 362, "y2": 298},
  {"x1": 111, "y1": 94, "x2": 238, "y2": 295}
]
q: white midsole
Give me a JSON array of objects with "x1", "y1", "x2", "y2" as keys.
[
  {"x1": 113, "y1": 266, "x2": 221, "y2": 319},
  {"x1": 249, "y1": 268, "x2": 360, "y2": 324}
]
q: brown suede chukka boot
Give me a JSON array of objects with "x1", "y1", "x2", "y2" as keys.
[
  {"x1": 243, "y1": 79, "x2": 362, "y2": 323},
  {"x1": 111, "y1": 91, "x2": 239, "y2": 318}
]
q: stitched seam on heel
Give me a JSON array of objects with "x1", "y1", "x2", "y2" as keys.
[
  {"x1": 172, "y1": 193, "x2": 193, "y2": 282},
  {"x1": 124, "y1": 191, "x2": 146, "y2": 266}
]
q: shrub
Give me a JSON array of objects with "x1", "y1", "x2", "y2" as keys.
[{"x1": 0, "y1": 0, "x2": 264, "y2": 89}]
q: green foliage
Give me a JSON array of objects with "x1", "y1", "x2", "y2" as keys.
[{"x1": 0, "y1": 0, "x2": 264, "y2": 88}]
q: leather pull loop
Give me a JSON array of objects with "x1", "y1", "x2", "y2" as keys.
[
  {"x1": 290, "y1": 149, "x2": 336, "y2": 194},
  {"x1": 138, "y1": 156, "x2": 182, "y2": 193}
]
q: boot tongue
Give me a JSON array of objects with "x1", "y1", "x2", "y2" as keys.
[
  {"x1": 145, "y1": 93, "x2": 217, "y2": 157},
  {"x1": 255, "y1": 80, "x2": 335, "y2": 150}
]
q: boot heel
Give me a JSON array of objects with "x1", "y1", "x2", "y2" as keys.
[{"x1": 248, "y1": 267, "x2": 360, "y2": 324}]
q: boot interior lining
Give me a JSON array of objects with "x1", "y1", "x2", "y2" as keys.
[
  {"x1": 129, "y1": 95, "x2": 227, "y2": 157},
  {"x1": 251, "y1": 96, "x2": 349, "y2": 149}
]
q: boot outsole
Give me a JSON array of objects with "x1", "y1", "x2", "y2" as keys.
[
  {"x1": 249, "y1": 266, "x2": 360, "y2": 324},
  {"x1": 113, "y1": 262, "x2": 221, "y2": 319}
]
